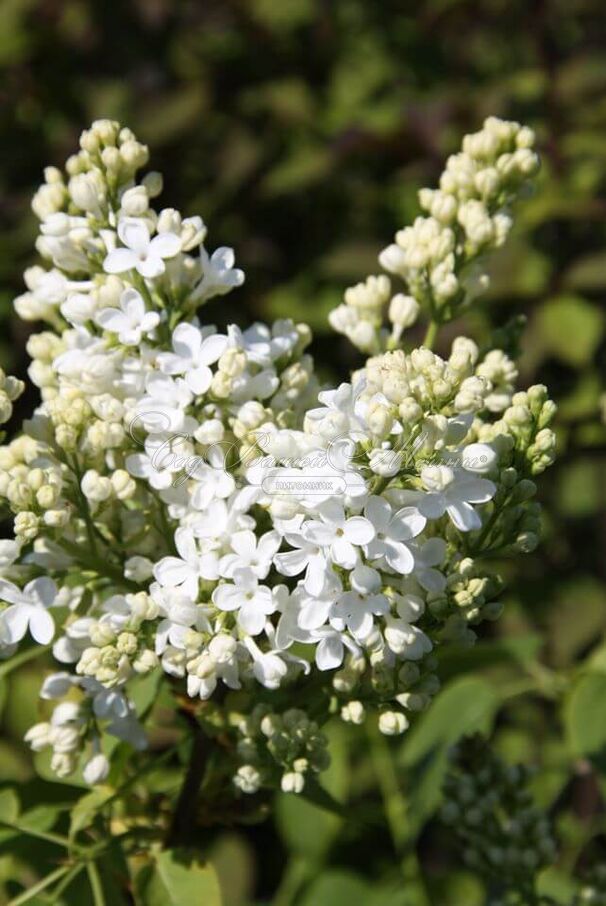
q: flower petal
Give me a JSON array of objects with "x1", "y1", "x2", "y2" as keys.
[
  {"x1": 384, "y1": 540, "x2": 415, "y2": 575},
  {"x1": 446, "y1": 500, "x2": 481, "y2": 532},
  {"x1": 172, "y1": 323, "x2": 202, "y2": 360},
  {"x1": 118, "y1": 219, "x2": 150, "y2": 253},
  {"x1": 103, "y1": 248, "x2": 138, "y2": 274},
  {"x1": 96, "y1": 308, "x2": 127, "y2": 333},
  {"x1": 315, "y1": 635, "x2": 343, "y2": 671},
  {"x1": 149, "y1": 232, "x2": 182, "y2": 259},
  {"x1": 2, "y1": 604, "x2": 30, "y2": 642},
  {"x1": 343, "y1": 516, "x2": 375, "y2": 545},
  {"x1": 364, "y1": 495, "x2": 391, "y2": 532},
  {"x1": 29, "y1": 608, "x2": 55, "y2": 644},
  {"x1": 137, "y1": 256, "x2": 165, "y2": 279},
  {"x1": 26, "y1": 577, "x2": 57, "y2": 609},
  {"x1": 238, "y1": 602, "x2": 265, "y2": 636},
  {"x1": 185, "y1": 365, "x2": 212, "y2": 395},
  {"x1": 198, "y1": 334, "x2": 229, "y2": 366}
]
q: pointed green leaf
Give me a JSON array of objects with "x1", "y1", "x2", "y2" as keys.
[{"x1": 136, "y1": 848, "x2": 222, "y2": 906}]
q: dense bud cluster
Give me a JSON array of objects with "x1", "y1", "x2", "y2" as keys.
[
  {"x1": 442, "y1": 736, "x2": 557, "y2": 901},
  {"x1": 330, "y1": 118, "x2": 539, "y2": 353},
  {"x1": 232, "y1": 705, "x2": 329, "y2": 795},
  {"x1": 0, "y1": 118, "x2": 555, "y2": 790}
]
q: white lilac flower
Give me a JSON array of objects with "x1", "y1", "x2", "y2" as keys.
[
  {"x1": 126, "y1": 432, "x2": 191, "y2": 491},
  {"x1": 274, "y1": 530, "x2": 332, "y2": 596},
  {"x1": 154, "y1": 591, "x2": 211, "y2": 654},
  {"x1": 409, "y1": 538, "x2": 447, "y2": 593},
  {"x1": 304, "y1": 382, "x2": 368, "y2": 443},
  {"x1": 302, "y1": 499, "x2": 375, "y2": 569},
  {"x1": 312, "y1": 626, "x2": 361, "y2": 671},
  {"x1": 363, "y1": 496, "x2": 426, "y2": 574},
  {"x1": 384, "y1": 594, "x2": 432, "y2": 659},
  {"x1": 0, "y1": 540, "x2": 21, "y2": 573},
  {"x1": 96, "y1": 288, "x2": 160, "y2": 345},
  {"x1": 219, "y1": 530, "x2": 281, "y2": 580},
  {"x1": 332, "y1": 566, "x2": 389, "y2": 641},
  {"x1": 134, "y1": 374, "x2": 196, "y2": 434},
  {"x1": 154, "y1": 527, "x2": 220, "y2": 599},
  {"x1": 104, "y1": 219, "x2": 181, "y2": 278},
  {"x1": 230, "y1": 320, "x2": 299, "y2": 367},
  {"x1": 0, "y1": 577, "x2": 57, "y2": 644},
  {"x1": 212, "y1": 568, "x2": 277, "y2": 636},
  {"x1": 52, "y1": 618, "x2": 95, "y2": 663},
  {"x1": 417, "y1": 464, "x2": 495, "y2": 531},
  {"x1": 189, "y1": 446, "x2": 236, "y2": 510},
  {"x1": 190, "y1": 495, "x2": 256, "y2": 545},
  {"x1": 191, "y1": 246, "x2": 245, "y2": 301},
  {"x1": 157, "y1": 323, "x2": 228, "y2": 394}
]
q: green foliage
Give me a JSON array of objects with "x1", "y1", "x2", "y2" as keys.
[{"x1": 134, "y1": 849, "x2": 222, "y2": 906}]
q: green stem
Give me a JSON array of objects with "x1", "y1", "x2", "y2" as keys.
[
  {"x1": 49, "y1": 862, "x2": 85, "y2": 900},
  {"x1": 59, "y1": 540, "x2": 137, "y2": 590},
  {"x1": 165, "y1": 713, "x2": 209, "y2": 847},
  {"x1": 7, "y1": 865, "x2": 71, "y2": 906},
  {"x1": 273, "y1": 857, "x2": 312, "y2": 906},
  {"x1": 87, "y1": 861, "x2": 106, "y2": 906},
  {"x1": 0, "y1": 819, "x2": 74, "y2": 850},
  {"x1": 67, "y1": 454, "x2": 99, "y2": 557},
  {"x1": 366, "y1": 726, "x2": 431, "y2": 906},
  {"x1": 422, "y1": 319, "x2": 439, "y2": 350},
  {"x1": 132, "y1": 271, "x2": 157, "y2": 312},
  {"x1": 0, "y1": 644, "x2": 50, "y2": 681}
]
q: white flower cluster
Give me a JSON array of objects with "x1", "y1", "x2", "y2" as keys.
[
  {"x1": 0, "y1": 118, "x2": 555, "y2": 790},
  {"x1": 330, "y1": 117, "x2": 539, "y2": 353}
]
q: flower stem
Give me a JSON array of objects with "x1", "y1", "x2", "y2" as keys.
[
  {"x1": 366, "y1": 725, "x2": 431, "y2": 906},
  {"x1": 7, "y1": 865, "x2": 72, "y2": 906},
  {"x1": 87, "y1": 861, "x2": 106, "y2": 906},
  {"x1": 0, "y1": 644, "x2": 50, "y2": 681},
  {"x1": 422, "y1": 319, "x2": 439, "y2": 350},
  {"x1": 165, "y1": 712, "x2": 209, "y2": 847}
]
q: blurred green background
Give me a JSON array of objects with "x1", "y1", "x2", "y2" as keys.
[{"x1": 1, "y1": 0, "x2": 606, "y2": 902}]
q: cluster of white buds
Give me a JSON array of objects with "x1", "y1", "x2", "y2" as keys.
[
  {"x1": 441, "y1": 735, "x2": 557, "y2": 897},
  {"x1": 0, "y1": 369, "x2": 25, "y2": 427},
  {"x1": 329, "y1": 275, "x2": 393, "y2": 353},
  {"x1": 378, "y1": 117, "x2": 539, "y2": 326},
  {"x1": 24, "y1": 701, "x2": 85, "y2": 778},
  {"x1": 232, "y1": 705, "x2": 330, "y2": 795}
]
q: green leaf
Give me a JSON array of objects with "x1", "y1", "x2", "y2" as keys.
[
  {"x1": 535, "y1": 295, "x2": 605, "y2": 366},
  {"x1": 438, "y1": 633, "x2": 543, "y2": 680},
  {"x1": 298, "y1": 778, "x2": 347, "y2": 817},
  {"x1": 397, "y1": 677, "x2": 499, "y2": 833},
  {"x1": 564, "y1": 672, "x2": 606, "y2": 758},
  {"x1": 70, "y1": 786, "x2": 114, "y2": 839},
  {"x1": 135, "y1": 848, "x2": 222, "y2": 906},
  {"x1": 298, "y1": 871, "x2": 371, "y2": 906},
  {"x1": 129, "y1": 669, "x2": 163, "y2": 720},
  {"x1": 208, "y1": 833, "x2": 255, "y2": 906},
  {"x1": 0, "y1": 788, "x2": 19, "y2": 822},
  {"x1": 537, "y1": 866, "x2": 579, "y2": 903},
  {"x1": 399, "y1": 677, "x2": 499, "y2": 768},
  {"x1": 563, "y1": 250, "x2": 606, "y2": 291}
]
